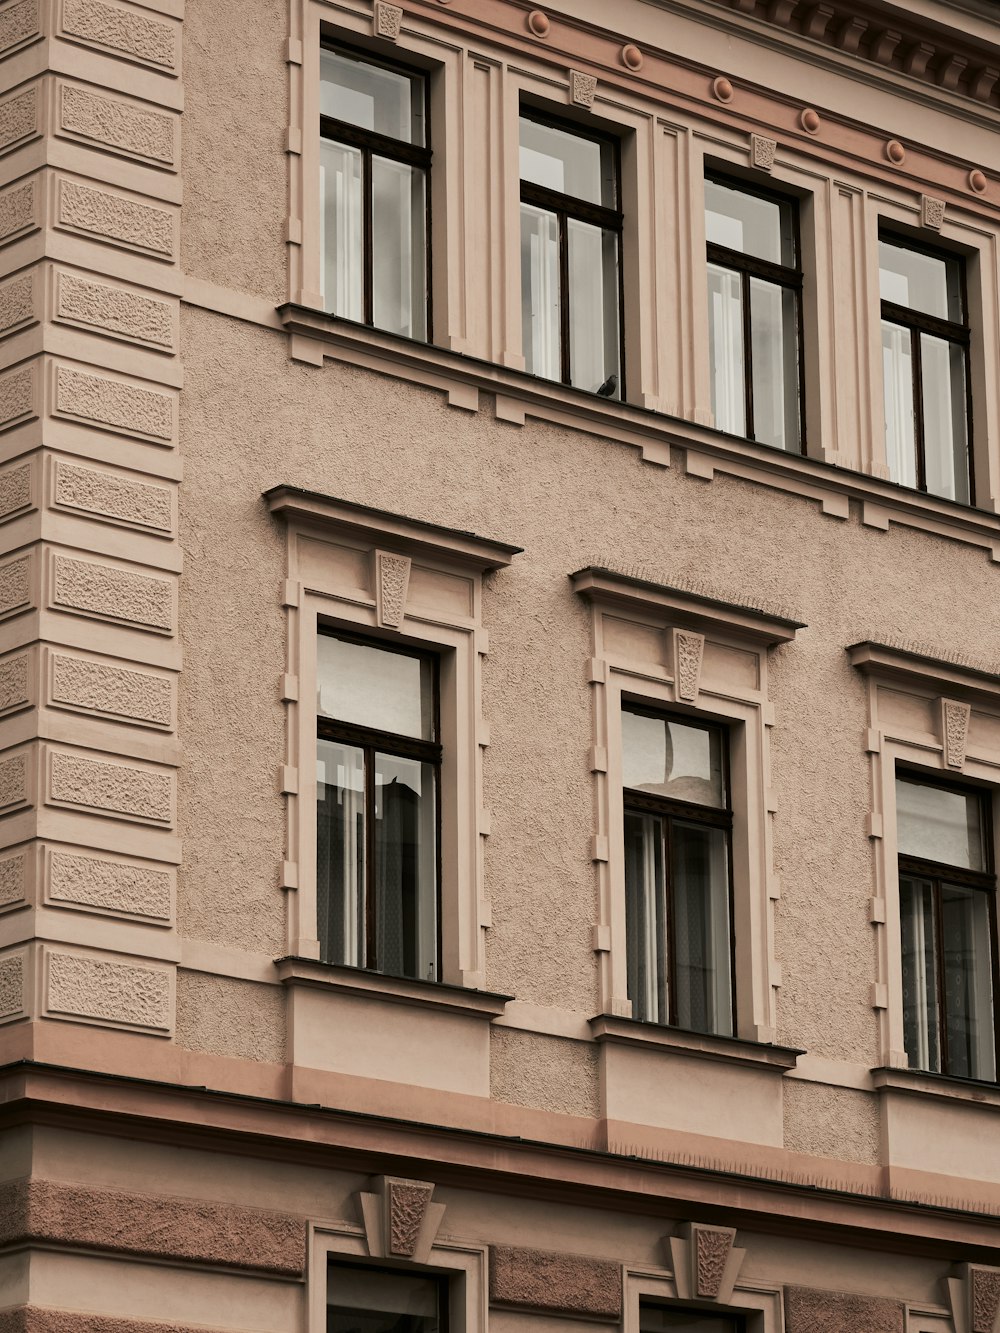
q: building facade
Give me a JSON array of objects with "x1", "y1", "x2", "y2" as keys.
[{"x1": 1, "y1": 0, "x2": 1000, "y2": 1328}]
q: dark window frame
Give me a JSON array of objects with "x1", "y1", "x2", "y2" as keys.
[
  {"x1": 326, "y1": 1257, "x2": 450, "y2": 1333},
  {"x1": 879, "y1": 229, "x2": 973, "y2": 503},
  {"x1": 705, "y1": 171, "x2": 806, "y2": 454},
  {"x1": 622, "y1": 703, "x2": 737, "y2": 1035},
  {"x1": 316, "y1": 625, "x2": 443, "y2": 978},
  {"x1": 639, "y1": 1299, "x2": 748, "y2": 1332},
  {"x1": 319, "y1": 37, "x2": 434, "y2": 340},
  {"x1": 518, "y1": 105, "x2": 626, "y2": 395},
  {"x1": 897, "y1": 769, "x2": 999, "y2": 1081}
]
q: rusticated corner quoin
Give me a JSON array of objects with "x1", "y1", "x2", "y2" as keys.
[
  {"x1": 489, "y1": 1245, "x2": 622, "y2": 1319},
  {"x1": 784, "y1": 1286, "x2": 905, "y2": 1333},
  {"x1": 0, "y1": 1179, "x2": 306, "y2": 1275}
]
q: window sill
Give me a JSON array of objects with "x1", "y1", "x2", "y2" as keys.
[
  {"x1": 871, "y1": 1065, "x2": 1000, "y2": 1106},
  {"x1": 278, "y1": 303, "x2": 1000, "y2": 563},
  {"x1": 274, "y1": 957, "x2": 512, "y2": 1019},
  {"x1": 589, "y1": 1014, "x2": 803, "y2": 1072}
]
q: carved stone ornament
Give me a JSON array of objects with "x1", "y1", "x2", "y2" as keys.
[
  {"x1": 940, "y1": 697, "x2": 971, "y2": 771},
  {"x1": 357, "y1": 1175, "x2": 445, "y2": 1264},
  {"x1": 374, "y1": 1, "x2": 403, "y2": 40},
  {"x1": 945, "y1": 1265, "x2": 1000, "y2": 1333},
  {"x1": 666, "y1": 1223, "x2": 745, "y2": 1304},
  {"x1": 921, "y1": 194, "x2": 946, "y2": 230},
  {"x1": 751, "y1": 134, "x2": 777, "y2": 171},
  {"x1": 673, "y1": 629, "x2": 705, "y2": 703},
  {"x1": 570, "y1": 70, "x2": 597, "y2": 108},
  {"x1": 375, "y1": 549, "x2": 411, "y2": 628}
]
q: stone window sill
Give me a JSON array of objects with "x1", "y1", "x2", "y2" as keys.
[
  {"x1": 278, "y1": 304, "x2": 1000, "y2": 564},
  {"x1": 274, "y1": 957, "x2": 511, "y2": 1019},
  {"x1": 589, "y1": 1014, "x2": 803, "y2": 1072},
  {"x1": 871, "y1": 1065, "x2": 1000, "y2": 1106}
]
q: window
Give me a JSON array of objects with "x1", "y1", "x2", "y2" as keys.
[
  {"x1": 622, "y1": 707, "x2": 735, "y2": 1036},
  {"x1": 896, "y1": 774, "x2": 997, "y2": 1080},
  {"x1": 316, "y1": 631, "x2": 440, "y2": 981},
  {"x1": 705, "y1": 176, "x2": 803, "y2": 452},
  {"x1": 519, "y1": 111, "x2": 623, "y2": 397},
  {"x1": 320, "y1": 44, "x2": 430, "y2": 340},
  {"x1": 880, "y1": 236, "x2": 971, "y2": 503},
  {"x1": 641, "y1": 1304, "x2": 745, "y2": 1333},
  {"x1": 327, "y1": 1261, "x2": 446, "y2": 1333}
]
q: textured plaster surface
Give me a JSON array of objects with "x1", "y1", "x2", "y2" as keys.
[
  {"x1": 46, "y1": 951, "x2": 169, "y2": 1029},
  {"x1": 784, "y1": 1285, "x2": 904, "y2": 1332},
  {"x1": 782, "y1": 1082, "x2": 882, "y2": 1165},
  {"x1": 0, "y1": 852, "x2": 24, "y2": 906},
  {"x1": 58, "y1": 180, "x2": 173, "y2": 257},
  {"x1": 175, "y1": 972, "x2": 285, "y2": 1063},
  {"x1": 491, "y1": 1029, "x2": 599, "y2": 1117},
  {"x1": 0, "y1": 1309, "x2": 230, "y2": 1333},
  {"x1": 490, "y1": 1244, "x2": 621, "y2": 1317},
  {"x1": 49, "y1": 850, "x2": 171, "y2": 919}
]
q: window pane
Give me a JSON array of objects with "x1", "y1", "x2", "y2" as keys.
[
  {"x1": 372, "y1": 157, "x2": 426, "y2": 340},
  {"x1": 567, "y1": 217, "x2": 619, "y2": 395},
  {"x1": 705, "y1": 178, "x2": 795, "y2": 266},
  {"x1": 320, "y1": 50, "x2": 425, "y2": 145},
  {"x1": 896, "y1": 778, "x2": 984, "y2": 870},
  {"x1": 920, "y1": 333, "x2": 969, "y2": 504},
  {"x1": 749, "y1": 278, "x2": 799, "y2": 450},
  {"x1": 642, "y1": 1307, "x2": 742, "y2": 1332},
  {"x1": 622, "y1": 712, "x2": 725, "y2": 808},
  {"x1": 882, "y1": 319, "x2": 916, "y2": 489},
  {"x1": 320, "y1": 139, "x2": 363, "y2": 320},
  {"x1": 520, "y1": 203, "x2": 561, "y2": 380},
  {"x1": 317, "y1": 740, "x2": 365, "y2": 967},
  {"x1": 519, "y1": 116, "x2": 615, "y2": 206},
  {"x1": 374, "y1": 752, "x2": 437, "y2": 980},
  {"x1": 625, "y1": 810, "x2": 668, "y2": 1024},
  {"x1": 708, "y1": 264, "x2": 745, "y2": 437},
  {"x1": 671, "y1": 820, "x2": 733, "y2": 1036},
  {"x1": 327, "y1": 1263, "x2": 442, "y2": 1333},
  {"x1": 900, "y1": 874, "x2": 940, "y2": 1073},
  {"x1": 942, "y1": 882, "x2": 996, "y2": 1080},
  {"x1": 318, "y1": 635, "x2": 434, "y2": 740},
  {"x1": 879, "y1": 239, "x2": 962, "y2": 321}
]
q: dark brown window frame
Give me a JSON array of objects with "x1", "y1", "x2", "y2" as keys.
[
  {"x1": 879, "y1": 231, "x2": 973, "y2": 503},
  {"x1": 622, "y1": 704, "x2": 737, "y2": 1036},
  {"x1": 316, "y1": 626, "x2": 442, "y2": 979},
  {"x1": 897, "y1": 770, "x2": 999, "y2": 1081},
  {"x1": 319, "y1": 37, "x2": 434, "y2": 341},
  {"x1": 518, "y1": 105, "x2": 626, "y2": 396},
  {"x1": 705, "y1": 172, "x2": 806, "y2": 455}
]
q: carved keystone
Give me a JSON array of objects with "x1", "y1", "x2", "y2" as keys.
[
  {"x1": 667, "y1": 1223, "x2": 745, "y2": 1304},
  {"x1": 673, "y1": 629, "x2": 704, "y2": 702},
  {"x1": 374, "y1": 1, "x2": 402, "y2": 40},
  {"x1": 921, "y1": 194, "x2": 945, "y2": 230},
  {"x1": 357, "y1": 1176, "x2": 445, "y2": 1265},
  {"x1": 939, "y1": 698, "x2": 971, "y2": 771},
  {"x1": 751, "y1": 134, "x2": 777, "y2": 171},
  {"x1": 570, "y1": 70, "x2": 597, "y2": 107},
  {"x1": 946, "y1": 1263, "x2": 1000, "y2": 1333},
  {"x1": 375, "y1": 550, "x2": 411, "y2": 628}
]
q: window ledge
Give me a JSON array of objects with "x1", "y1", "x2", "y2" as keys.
[
  {"x1": 589, "y1": 1014, "x2": 803, "y2": 1072},
  {"x1": 871, "y1": 1065, "x2": 1000, "y2": 1106},
  {"x1": 274, "y1": 957, "x2": 512, "y2": 1019},
  {"x1": 278, "y1": 304, "x2": 1000, "y2": 563}
]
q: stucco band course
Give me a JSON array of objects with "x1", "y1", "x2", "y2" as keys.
[
  {"x1": 784, "y1": 1286, "x2": 905, "y2": 1332},
  {"x1": 489, "y1": 1245, "x2": 622, "y2": 1318}
]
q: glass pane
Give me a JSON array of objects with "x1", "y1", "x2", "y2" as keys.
[
  {"x1": 705, "y1": 178, "x2": 795, "y2": 266},
  {"x1": 900, "y1": 874, "x2": 940, "y2": 1073},
  {"x1": 879, "y1": 239, "x2": 962, "y2": 320},
  {"x1": 320, "y1": 140, "x2": 363, "y2": 320},
  {"x1": 882, "y1": 319, "x2": 916, "y2": 488},
  {"x1": 625, "y1": 810, "x2": 668, "y2": 1024},
  {"x1": 372, "y1": 157, "x2": 426, "y2": 340},
  {"x1": 941, "y1": 882, "x2": 995, "y2": 1080},
  {"x1": 318, "y1": 635, "x2": 434, "y2": 741},
  {"x1": 622, "y1": 711, "x2": 725, "y2": 808},
  {"x1": 896, "y1": 777, "x2": 984, "y2": 870},
  {"x1": 567, "y1": 217, "x2": 619, "y2": 396},
  {"x1": 519, "y1": 116, "x2": 615, "y2": 207},
  {"x1": 327, "y1": 1262, "x2": 442, "y2": 1333},
  {"x1": 671, "y1": 821, "x2": 733, "y2": 1036},
  {"x1": 520, "y1": 203, "x2": 561, "y2": 380},
  {"x1": 642, "y1": 1307, "x2": 741, "y2": 1333},
  {"x1": 749, "y1": 278, "x2": 799, "y2": 450},
  {"x1": 374, "y1": 752, "x2": 437, "y2": 981},
  {"x1": 320, "y1": 49, "x2": 425, "y2": 145},
  {"x1": 317, "y1": 740, "x2": 365, "y2": 967},
  {"x1": 707, "y1": 263, "x2": 745, "y2": 436},
  {"x1": 920, "y1": 334, "x2": 969, "y2": 504}
]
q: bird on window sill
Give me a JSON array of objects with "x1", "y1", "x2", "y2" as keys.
[{"x1": 595, "y1": 373, "x2": 618, "y2": 398}]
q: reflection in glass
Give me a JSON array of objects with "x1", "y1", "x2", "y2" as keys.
[
  {"x1": 520, "y1": 203, "x2": 561, "y2": 381},
  {"x1": 375, "y1": 752, "x2": 437, "y2": 981},
  {"x1": 519, "y1": 116, "x2": 615, "y2": 206},
  {"x1": 320, "y1": 49, "x2": 425, "y2": 145},
  {"x1": 942, "y1": 883, "x2": 995, "y2": 1080},
  {"x1": 705, "y1": 178, "x2": 795, "y2": 265},
  {"x1": 895, "y1": 778, "x2": 983, "y2": 870},
  {"x1": 317, "y1": 739, "x2": 365, "y2": 968},
  {"x1": 921, "y1": 333, "x2": 969, "y2": 503},
  {"x1": 372, "y1": 156, "x2": 426, "y2": 340},
  {"x1": 321, "y1": 140, "x2": 363, "y2": 319},
  {"x1": 900, "y1": 874, "x2": 939, "y2": 1074},
  {"x1": 622, "y1": 712, "x2": 724, "y2": 808},
  {"x1": 318, "y1": 635, "x2": 434, "y2": 741},
  {"x1": 625, "y1": 810, "x2": 668, "y2": 1025},
  {"x1": 567, "y1": 218, "x2": 620, "y2": 395},
  {"x1": 882, "y1": 320, "x2": 916, "y2": 489},
  {"x1": 878, "y1": 239, "x2": 961, "y2": 320},
  {"x1": 327, "y1": 1262, "x2": 442, "y2": 1333},
  {"x1": 707, "y1": 264, "x2": 745, "y2": 436},
  {"x1": 749, "y1": 278, "x2": 798, "y2": 451},
  {"x1": 672, "y1": 820, "x2": 733, "y2": 1036}
]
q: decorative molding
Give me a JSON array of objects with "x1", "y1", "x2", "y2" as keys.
[
  {"x1": 46, "y1": 847, "x2": 173, "y2": 921},
  {"x1": 673, "y1": 628, "x2": 705, "y2": 702},
  {"x1": 0, "y1": 85, "x2": 38, "y2": 155},
  {"x1": 0, "y1": 949, "x2": 26, "y2": 1020},
  {"x1": 667, "y1": 1222, "x2": 745, "y2": 1303},
  {"x1": 570, "y1": 69, "x2": 597, "y2": 107},
  {"x1": 56, "y1": 178, "x2": 175, "y2": 259},
  {"x1": 940, "y1": 697, "x2": 971, "y2": 770},
  {"x1": 751, "y1": 133, "x2": 777, "y2": 170},
  {"x1": 44, "y1": 947, "x2": 172, "y2": 1032},
  {"x1": 921, "y1": 194, "x2": 945, "y2": 230},
  {"x1": 784, "y1": 1286, "x2": 903, "y2": 1332},
  {"x1": 947, "y1": 1263, "x2": 1000, "y2": 1333},
  {"x1": 0, "y1": 0, "x2": 40, "y2": 56},
  {"x1": 54, "y1": 364, "x2": 175, "y2": 442},
  {"x1": 50, "y1": 552, "x2": 174, "y2": 632},
  {"x1": 58, "y1": 83, "x2": 176, "y2": 167},
  {"x1": 621, "y1": 43, "x2": 643, "y2": 70},
  {"x1": 375, "y1": 549, "x2": 410, "y2": 628},
  {"x1": 48, "y1": 650, "x2": 173, "y2": 728},
  {"x1": 53, "y1": 459, "x2": 173, "y2": 533},
  {"x1": 489, "y1": 1245, "x2": 622, "y2": 1319},
  {"x1": 0, "y1": 178, "x2": 38, "y2": 246},
  {"x1": 848, "y1": 641, "x2": 1000, "y2": 709},
  {"x1": 55, "y1": 270, "x2": 175, "y2": 349},
  {"x1": 59, "y1": 0, "x2": 178, "y2": 71},
  {"x1": 357, "y1": 1175, "x2": 445, "y2": 1264},
  {"x1": 47, "y1": 749, "x2": 173, "y2": 824},
  {"x1": 373, "y1": 1, "x2": 402, "y2": 40}
]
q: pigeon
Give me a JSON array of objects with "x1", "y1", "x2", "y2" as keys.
[{"x1": 595, "y1": 373, "x2": 618, "y2": 398}]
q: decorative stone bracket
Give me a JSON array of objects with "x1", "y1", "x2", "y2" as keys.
[
  {"x1": 666, "y1": 1222, "x2": 745, "y2": 1303},
  {"x1": 947, "y1": 1264, "x2": 1000, "y2": 1333},
  {"x1": 357, "y1": 1175, "x2": 445, "y2": 1265}
]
